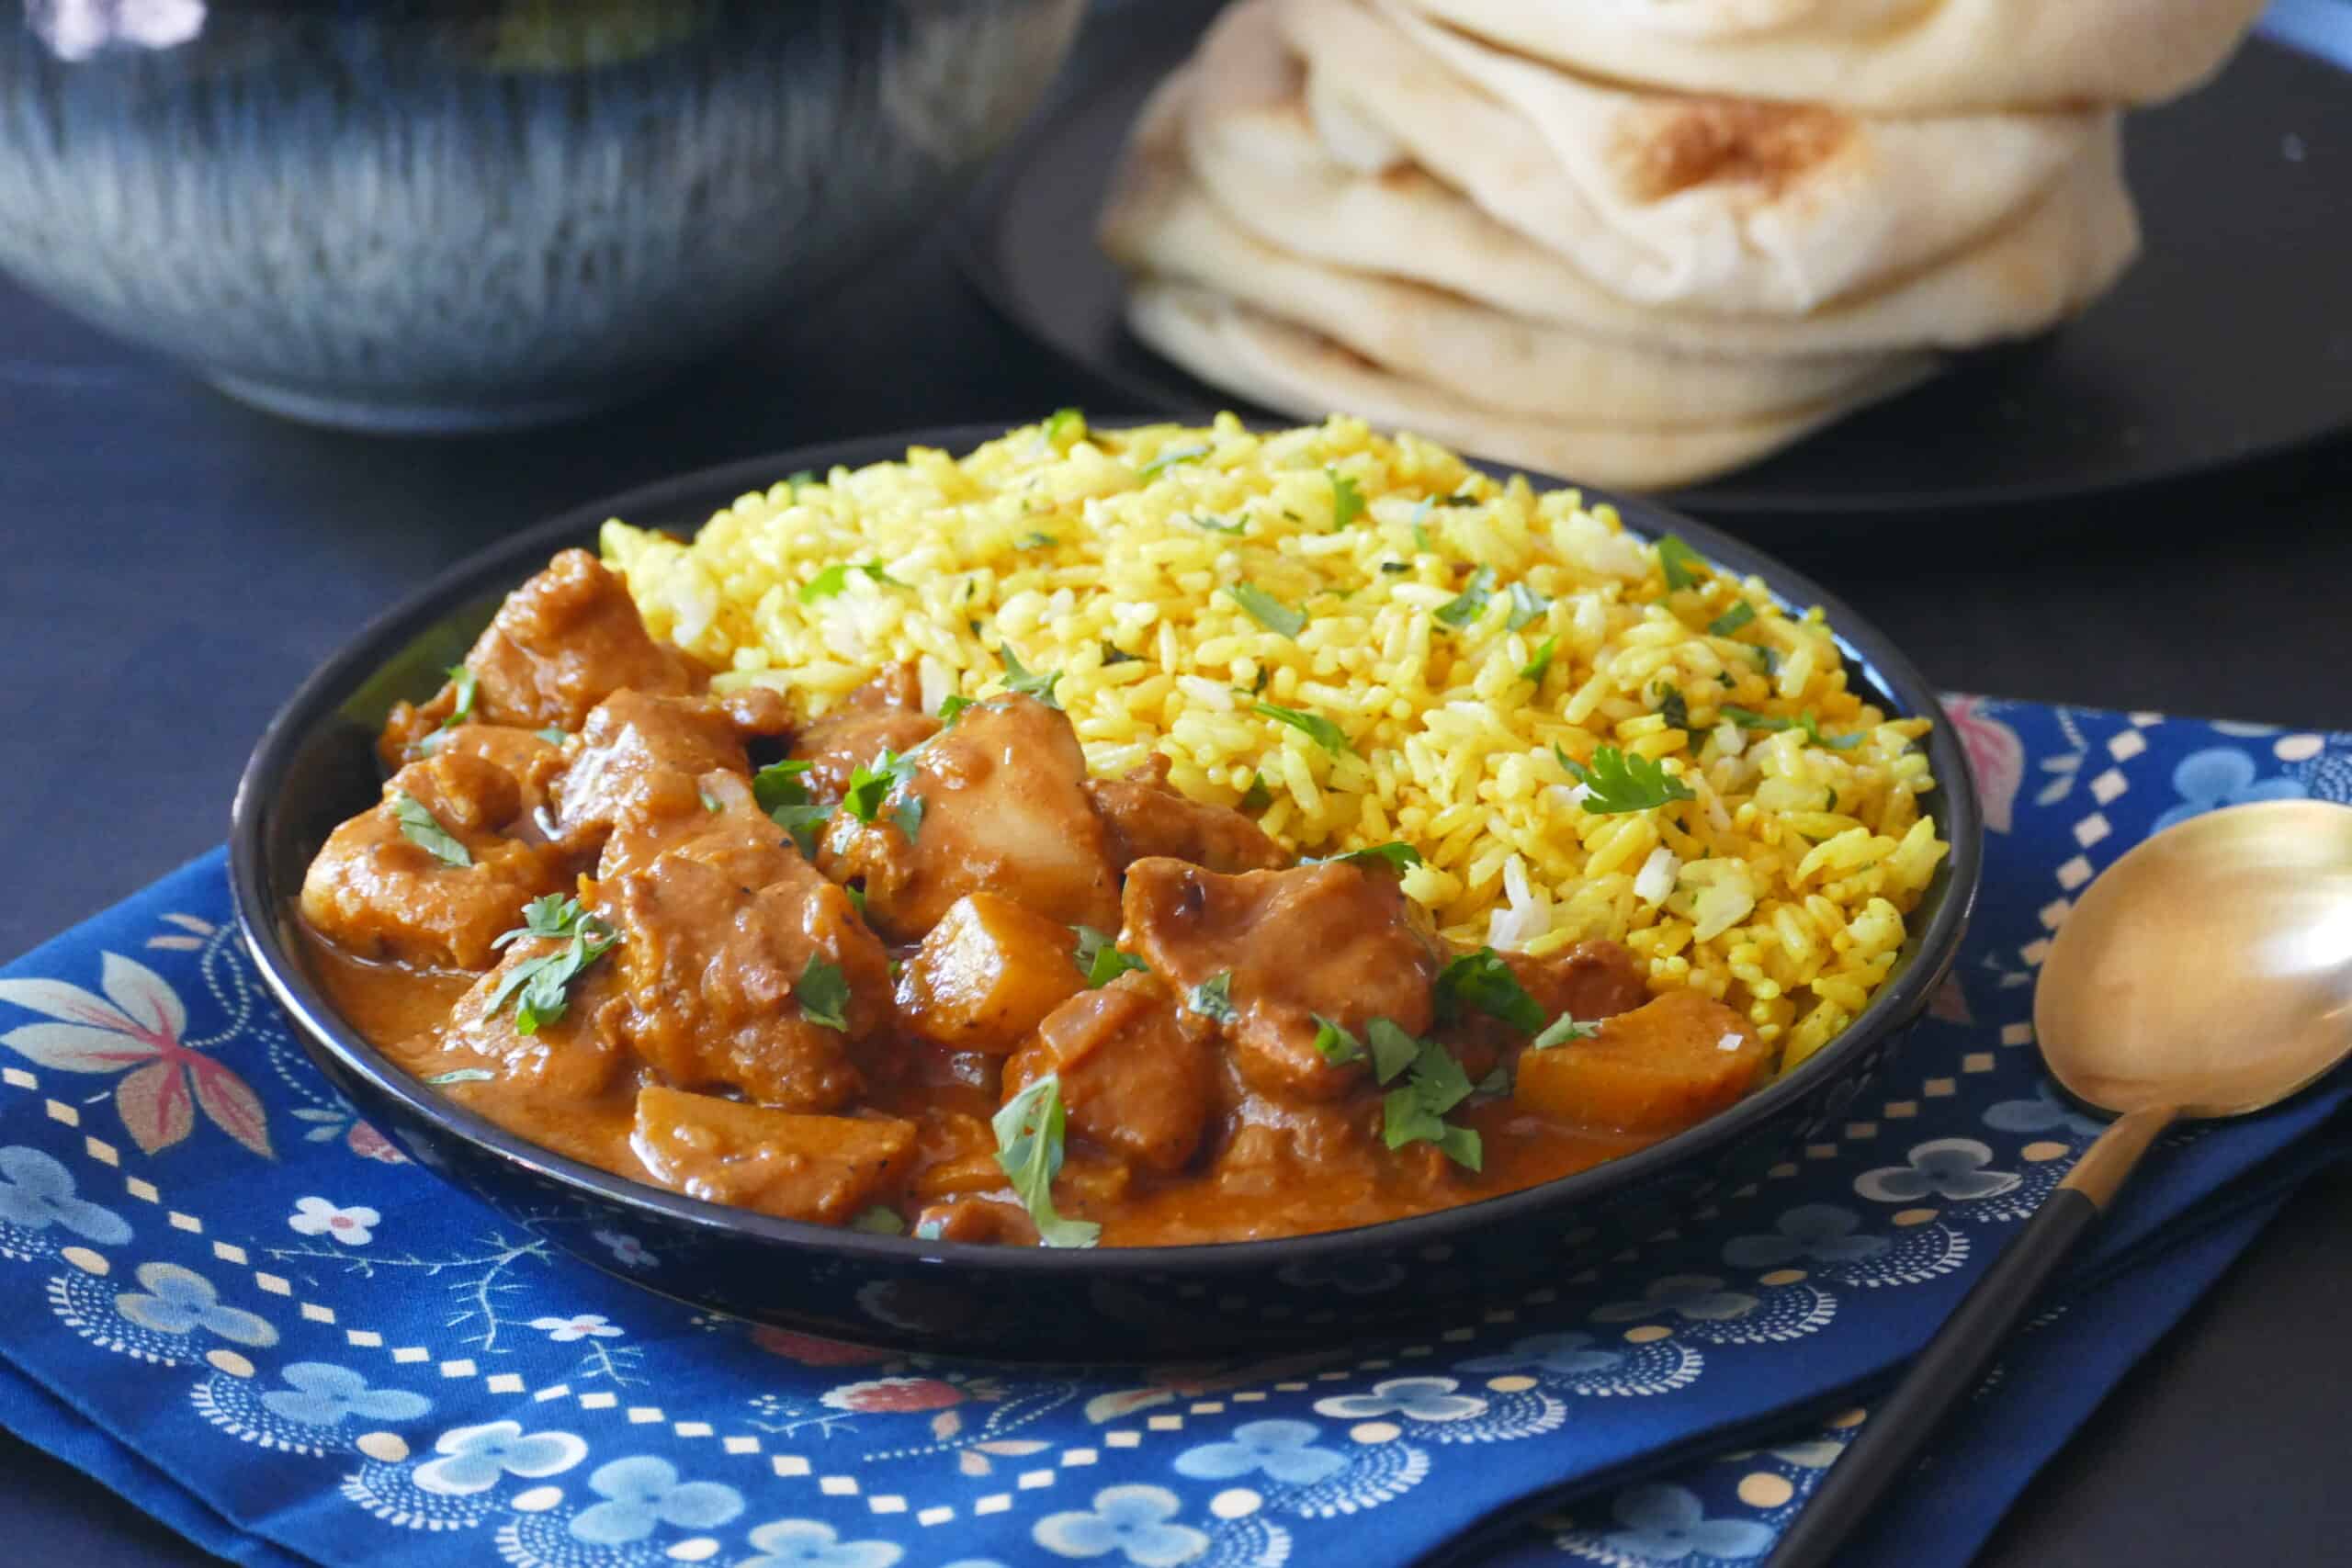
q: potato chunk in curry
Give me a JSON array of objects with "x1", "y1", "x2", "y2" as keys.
[
  {"x1": 896, "y1": 892, "x2": 1087, "y2": 1055},
  {"x1": 1512, "y1": 989, "x2": 1771, "y2": 1134},
  {"x1": 632, "y1": 1087, "x2": 915, "y2": 1224},
  {"x1": 818, "y1": 694, "x2": 1120, "y2": 942}
]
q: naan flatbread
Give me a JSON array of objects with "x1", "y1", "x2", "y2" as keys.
[
  {"x1": 1182, "y1": 8, "x2": 2138, "y2": 358},
  {"x1": 1125, "y1": 280, "x2": 1933, "y2": 491},
  {"x1": 1272, "y1": 0, "x2": 2096, "y2": 315},
  {"x1": 1391, "y1": 0, "x2": 2266, "y2": 113},
  {"x1": 1102, "y1": 72, "x2": 1930, "y2": 426}
]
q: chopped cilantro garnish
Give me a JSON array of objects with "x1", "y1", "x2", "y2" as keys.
[
  {"x1": 1189, "y1": 971, "x2": 1238, "y2": 1022},
  {"x1": 1329, "y1": 470, "x2": 1366, "y2": 529},
  {"x1": 1557, "y1": 746, "x2": 1697, "y2": 815},
  {"x1": 1708, "y1": 600, "x2": 1757, "y2": 637},
  {"x1": 992, "y1": 1074, "x2": 1099, "y2": 1247},
  {"x1": 391, "y1": 791, "x2": 471, "y2": 867},
  {"x1": 699, "y1": 787, "x2": 723, "y2": 813},
  {"x1": 1192, "y1": 513, "x2": 1248, "y2": 536},
  {"x1": 799, "y1": 560, "x2": 899, "y2": 604},
  {"x1": 1016, "y1": 531, "x2": 1057, "y2": 549},
  {"x1": 1255, "y1": 701, "x2": 1350, "y2": 756},
  {"x1": 1412, "y1": 520, "x2": 1432, "y2": 554},
  {"x1": 1138, "y1": 444, "x2": 1209, "y2": 478},
  {"x1": 1434, "y1": 948, "x2": 1544, "y2": 1032},
  {"x1": 1439, "y1": 492, "x2": 1481, "y2": 508},
  {"x1": 1657, "y1": 534, "x2": 1710, "y2": 592},
  {"x1": 1505, "y1": 581, "x2": 1548, "y2": 633},
  {"x1": 1000, "y1": 644, "x2": 1062, "y2": 708},
  {"x1": 1100, "y1": 642, "x2": 1142, "y2": 666},
  {"x1": 1721, "y1": 707, "x2": 1866, "y2": 750},
  {"x1": 771, "y1": 802, "x2": 831, "y2": 857},
  {"x1": 890, "y1": 794, "x2": 925, "y2": 842},
  {"x1": 754, "y1": 758, "x2": 813, "y2": 813},
  {"x1": 1240, "y1": 773, "x2": 1274, "y2": 811},
  {"x1": 794, "y1": 953, "x2": 852, "y2": 1032},
  {"x1": 849, "y1": 1206, "x2": 904, "y2": 1235},
  {"x1": 1227, "y1": 582, "x2": 1307, "y2": 638},
  {"x1": 1312, "y1": 1015, "x2": 1364, "y2": 1065},
  {"x1": 937, "y1": 694, "x2": 974, "y2": 726},
  {"x1": 1520, "y1": 636, "x2": 1557, "y2": 686},
  {"x1": 1656, "y1": 683, "x2": 1690, "y2": 733},
  {"x1": 1303, "y1": 842, "x2": 1423, "y2": 874},
  {"x1": 842, "y1": 750, "x2": 918, "y2": 824},
  {"x1": 419, "y1": 664, "x2": 480, "y2": 751},
  {"x1": 1434, "y1": 566, "x2": 1497, "y2": 629},
  {"x1": 846, "y1": 886, "x2": 867, "y2": 920},
  {"x1": 1071, "y1": 926, "x2": 1148, "y2": 988},
  {"x1": 1380, "y1": 1037, "x2": 1483, "y2": 1169},
  {"x1": 486, "y1": 896, "x2": 618, "y2": 1034},
  {"x1": 535, "y1": 727, "x2": 569, "y2": 747},
  {"x1": 424, "y1": 1068, "x2": 494, "y2": 1086},
  {"x1": 1250, "y1": 667, "x2": 1270, "y2": 695},
  {"x1": 1476, "y1": 1064, "x2": 1512, "y2": 1096},
  {"x1": 1531, "y1": 1013, "x2": 1601, "y2": 1050},
  {"x1": 1380, "y1": 560, "x2": 1410, "y2": 574},
  {"x1": 785, "y1": 469, "x2": 817, "y2": 499},
  {"x1": 1043, "y1": 408, "x2": 1084, "y2": 445},
  {"x1": 1364, "y1": 1017, "x2": 1421, "y2": 1083}
]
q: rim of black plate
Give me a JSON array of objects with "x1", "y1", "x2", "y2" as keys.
[{"x1": 231, "y1": 418, "x2": 1984, "y2": 1280}]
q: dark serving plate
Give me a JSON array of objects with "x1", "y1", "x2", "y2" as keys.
[
  {"x1": 230, "y1": 421, "x2": 1982, "y2": 1361},
  {"x1": 954, "y1": 3, "x2": 2352, "y2": 520}
]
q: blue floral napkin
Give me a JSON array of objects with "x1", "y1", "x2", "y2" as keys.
[{"x1": 0, "y1": 699, "x2": 2345, "y2": 1568}]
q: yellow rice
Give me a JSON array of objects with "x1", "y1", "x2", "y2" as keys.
[{"x1": 601, "y1": 413, "x2": 1948, "y2": 1068}]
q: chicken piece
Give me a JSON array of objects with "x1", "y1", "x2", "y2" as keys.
[
  {"x1": 300, "y1": 751, "x2": 568, "y2": 970},
  {"x1": 1084, "y1": 754, "x2": 1286, "y2": 874},
  {"x1": 379, "y1": 550, "x2": 705, "y2": 758},
  {"x1": 896, "y1": 893, "x2": 1088, "y2": 1055},
  {"x1": 817, "y1": 694, "x2": 1121, "y2": 942},
  {"x1": 1506, "y1": 942, "x2": 1651, "y2": 1025},
  {"x1": 1512, "y1": 989, "x2": 1772, "y2": 1134},
  {"x1": 903, "y1": 1107, "x2": 1010, "y2": 1202},
  {"x1": 601, "y1": 845, "x2": 891, "y2": 1112},
  {"x1": 1005, "y1": 972, "x2": 1217, "y2": 1173},
  {"x1": 630, "y1": 1087, "x2": 916, "y2": 1224},
  {"x1": 413, "y1": 724, "x2": 569, "y2": 829},
  {"x1": 599, "y1": 769, "x2": 806, "y2": 889},
  {"x1": 789, "y1": 663, "x2": 941, "y2": 802},
  {"x1": 547, "y1": 686, "x2": 788, "y2": 871},
  {"x1": 1117, "y1": 858, "x2": 1442, "y2": 1103}
]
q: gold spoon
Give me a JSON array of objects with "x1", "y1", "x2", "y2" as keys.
[{"x1": 1767, "y1": 797, "x2": 2352, "y2": 1568}]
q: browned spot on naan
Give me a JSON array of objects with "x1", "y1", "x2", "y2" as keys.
[{"x1": 1612, "y1": 97, "x2": 1855, "y2": 200}]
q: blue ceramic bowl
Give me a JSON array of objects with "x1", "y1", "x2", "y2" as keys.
[
  {"x1": 0, "y1": 1, "x2": 1082, "y2": 431},
  {"x1": 230, "y1": 423, "x2": 1981, "y2": 1359}
]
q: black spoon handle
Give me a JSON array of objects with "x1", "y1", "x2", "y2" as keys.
[{"x1": 1762, "y1": 1104, "x2": 2177, "y2": 1568}]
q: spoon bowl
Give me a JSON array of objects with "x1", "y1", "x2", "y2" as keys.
[{"x1": 2037, "y1": 798, "x2": 2352, "y2": 1119}]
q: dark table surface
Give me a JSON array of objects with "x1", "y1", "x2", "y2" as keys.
[{"x1": 4, "y1": 9, "x2": 2350, "y2": 1562}]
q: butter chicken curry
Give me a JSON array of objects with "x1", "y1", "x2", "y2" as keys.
[{"x1": 300, "y1": 549, "x2": 1778, "y2": 1247}]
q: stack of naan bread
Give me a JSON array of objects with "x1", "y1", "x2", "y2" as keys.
[{"x1": 1100, "y1": 0, "x2": 2267, "y2": 489}]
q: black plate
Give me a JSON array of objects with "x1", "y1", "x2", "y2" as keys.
[
  {"x1": 956, "y1": 10, "x2": 2352, "y2": 519},
  {"x1": 230, "y1": 423, "x2": 1981, "y2": 1361}
]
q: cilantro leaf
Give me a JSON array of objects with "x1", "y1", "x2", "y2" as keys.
[
  {"x1": 992, "y1": 1074, "x2": 1100, "y2": 1247},
  {"x1": 1657, "y1": 534, "x2": 1710, "y2": 592},
  {"x1": 391, "y1": 791, "x2": 471, "y2": 867},
  {"x1": 1708, "y1": 600, "x2": 1757, "y2": 637},
  {"x1": 937, "y1": 694, "x2": 974, "y2": 727},
  {"x1": 1407, "y1": 1039, "x2": 1475, "y2": 1114},
  {"x1": 1753, "y1": 645, "x2": 1782, "y2": 676},
  {"x1": 843, "y1": 750, "x2": 917, "y2": 824},
  {"x1": 786, "y1": 469, "x2": 817, "y2": 499},
  {"x1": 1476, "y1": 1064, "x2": 1512, "y2": 1096},
  {"x1": 1435, "y1": 1123, "x2": 1484, "y2": 1170},
  {"x1": 1377, "y1": 1037, "x2": 1484, "y2": 1168},
  {"x1": 1505, "y1": 581, "x2": 1548, "y2": 633},
  {"x1": 1189, "y1": 971, "x2": 1238, "y2": 1022},
  {"x1": 1557, "y1": 746, "x2": 1696, "y2": 815},
  {"x1": 535, "y1": 727, "x2": 569, "y2": 746},
  {"x1": 1240, "y1": 773, "x2": 1274, "y2": 812},
  {"x1": 1312, "y1": 1015, "x2": 1364, "y2": 1065},
  {"x1": 849, "y1": 1206, "x2": 905, "y2": 1235},
  {"x1": 419, "y1": 663, "x2": 480, "y2": 750},
  {"x1": 1434, "y1": 566, "x2": 1497, "y2": 629},
  {"x1": 1000, "y1": 644, "x2": 1062, "y2": 708},
  {"x1": 1138, "y1": 444, "x2": 1209, "y2": 478},
  {"x1": 1520, "y1": 636, "x2": 1557, "y2": 686},
  {"x1": 1192, "y1": 513, "x2": 1248, "y2": 536},
  {"x1": 485, "y1": 898, "x2": 617, "y2": 1034},
  {"x1": 1656, "y1": 683, "x2": 1690, "y2": 733},
  {"x1": 1100, "y1": 642, "x2": 1142, "y2": 666},
  {"x1": 1016, "y1": 531, "x2": 1057, "y2": 550},
  {"x1": 1721, "y1": 707, "x2": 1866, "y2": 750},
  {"x1": 1329, "y1": 470, "x2": 1365, "y2": 529},
  {"x1": 1434, "y1": 948, "x2": 1544, "y2": 1032},
  {"x1": 1043, "y1": 407, "x2": 1084, "y2": 445},
  {"x1": 1072, "y1": 926, "x2": 1148, "y2": 988},
  {"x1": 1303, "y1": 842, "x2": 1423, "y2": 874},
  {"x1": 795, "y1": 953, "x2": 852, "y2": 1032},
  {"x1": 800, "y1": 560, "x2": 899, "y2": 604},
  {"x1": 753, "y1": 758, "x2": 813, "y2": 813},
  {"x1": 699, "y1": 787, "x2": 723, "y2": 813},
  {"x1": 1227, "y1": 583, "x2": 1307, "y2": 638},
  {"x1": 1254, "y1": 701, "x2": 1350, "y2": 756},
  {"x1": 424, "y1": 1068, "x2": 494, "y2": 1086},
  {"x1": 1364, "y1": 1017, "x2": 1421, "y2": 1083},
  {"x1": 891, "y1": 794, "x2": 925, "y2": 842},
  {"x1": 770, "y1": 801, "x2": 831, "y2": 857},
  {"x1": 1531, "y1": 1013, "x2": 1601, "y2": 1050}
]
